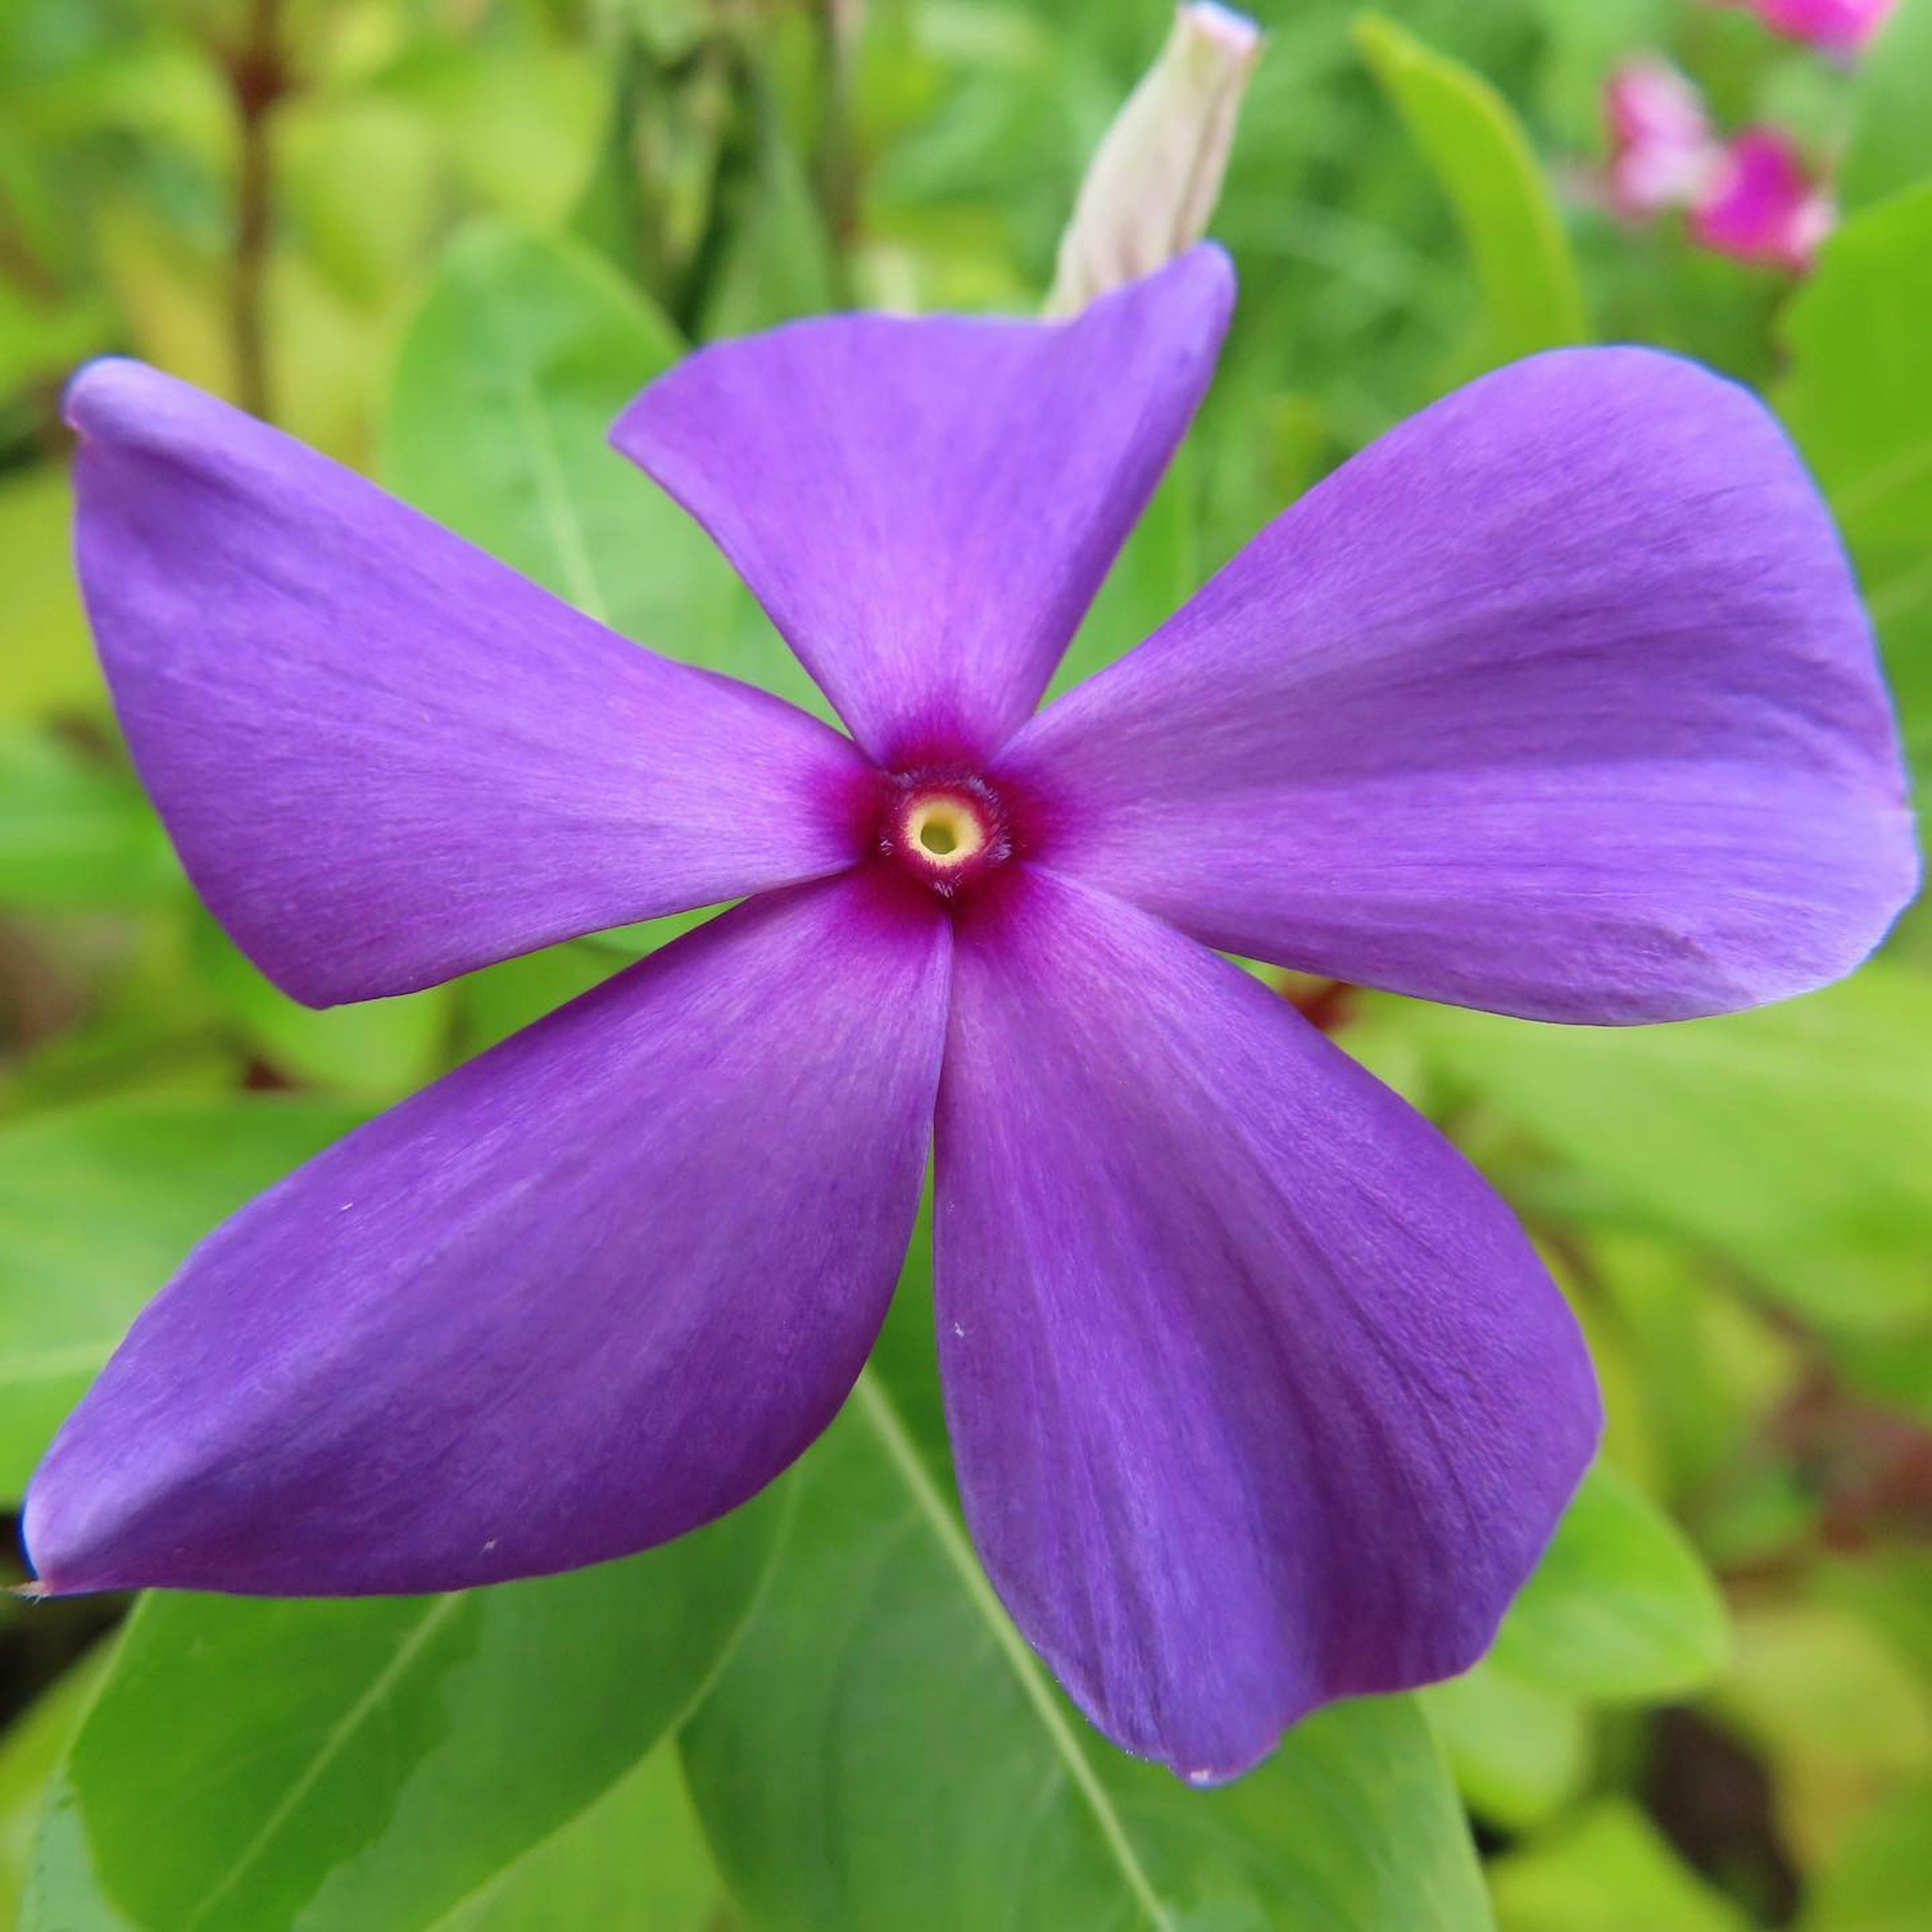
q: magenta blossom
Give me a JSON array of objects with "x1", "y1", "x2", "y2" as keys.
[
  {"x1": 1602, "y1": 61, "x2": 1835, "y2": 272},
  {"x1": 27, "y1": 252, "x2": 1916, "y2": 1780},
  {"x1": 1731, "y1": 0, "x2": 1898, "y2": 52},
  {"x1": 1692, "y1": 127, "x2": 1837, "y2": 272},
  {"x1": 1604, "y1": 58, "x2": 1717, "y2": 217}
]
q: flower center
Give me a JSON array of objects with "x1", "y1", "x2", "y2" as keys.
[
  {"x1": 907, "y1": 796, "x2": 981, "y2": 863},
  {"x1": 880, "y1": 773, "x2": 1009, "y2": 895}
]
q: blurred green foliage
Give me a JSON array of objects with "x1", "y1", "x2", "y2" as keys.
[{"x1": 1, "y1": 0, "x2": 1928, "y2": 1927}]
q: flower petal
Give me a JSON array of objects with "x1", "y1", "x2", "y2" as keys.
[
  {"x1": 610, "y1": 249, "x2": 1233, "y2": 768},
  {"x1": 25, "y1": 871, "x2": 949, "y2": 1596},
  {"x1": 936, "y1": 868, "x2": 1599, "y2": 1780},
  {"x1": 69, "y1": 360, "x2": 873, "y2": 1007},
  {"x1": 999, "y1": 349, "x2": 1917, "y2": 1023}
]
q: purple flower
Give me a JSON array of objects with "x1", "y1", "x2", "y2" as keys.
[{"x1": 27, "y1": 251, "x2": 1916, "y2": 1781}]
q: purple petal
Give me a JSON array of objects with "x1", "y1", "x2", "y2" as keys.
[
  {"x1": 25, "y1": 871, "x2": 949, "y2": 1596},
  {"x1": 610, "y1": 249, "x2": 1233, "y2": 768},
  {"x1": 69, "y1": 360, "x2": 874, "y2": 1007},
  {"x1": 936, "y1": 868, "x2": 1599, "y2": 1781},
  {"x1": 998, "y1": 349, "x2": 1917, "y2": 1023}
]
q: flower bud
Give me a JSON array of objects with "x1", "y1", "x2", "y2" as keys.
[{"x1": 1048, "y1": 4, "x2": 1262, "y2": 314}]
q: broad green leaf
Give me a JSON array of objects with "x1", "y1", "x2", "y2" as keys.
[
  {"x1": 1488, "y1": 1801, "x2": 1750, "y2": 1932},
  {"x1": 381, "y1": 220, "x2": 811, "y2": 707},
  {"x1": 1490, "y1": 1463, "x2": 1730, "y2": 1701},
  {"x1": 1814, "y1": 1552, "x2": 1932, "y2": 1685},
  {"x1": 698, "y1": 88, "x2": 839, "y2": 341},
  {"x1": 1801, "y1": 1775, "x2": 1932, "y2": 1932},
  {"x1": 194, "y1": 918, "x2": 453, "y2": 1102},
  {"x1": 1778, "y1": 185, "x2": 1932, "y2": 795},
  {"x1": 0, "y1": 467, "x2": 100, "y2": 724},
  {"x1": 0, "y1": 1647, "x2": 111, "y2": 1925},
  {"x1": 0, "y1": 1093, "x2": 365, "y2": 1500},
  {"x1": 1054, "y1": 441, "x2": 1202, "y2": 697},
  {"x1": 434, "y1": 1746, "x2": 724, "y2": 1932},
  {"x1": 1706, "y1": 1602, "x2": 1932, "y2": 1867},
  {"x1": 278, "y1": 94, "x2": 444, "y2": 309},
  {"x1": 1403, "y1": 962, "x2": 1932, "y2": 1330},
  {"x1": 0, "y1": 727, "x2": 178, "y2": 912},
  {"x1": 1838, "y1": 0, "x2": 1932, "y2": 215},
  {"x1": 382, "y1": 220, "x2": 682, "y2": 627},
  {"x1": 1420, "y1": 1659, "x2": 1592, "y2": 1832},
  {"x1": 26, "y1": 1493, "x2": 782, "y2": 1932},
  {"x1": 458, "y1": 943, "x2": 618, "y2": 1058},
  {"x1": 0, "y1": 277, "x2": 113, "y2": 402},
  {"x1": 1355, "y1": 14, "x2": 1587, "y2": 368},
  {"x1": 1584, "y1": 1235, "x2": 1804, "y2": 1500},
  {"x1": 684, "y1": 1367, "x2": 1492, "y2": 1930},
  {"x1": 378, "y1": 37, "x2": 607, "y2": 228},
  {"x1": 455, "y1": 914, "x2": 720, "y2": 1058}
]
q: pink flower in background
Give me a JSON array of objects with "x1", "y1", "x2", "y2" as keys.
[
  {"x1": 1733, "y1": 0, "x2": 1899, "y2": 53},
  {"x1": 1604, "y1": 59, "x2": 1718, "y2": 216},
  {"x1": 1601, "y1": 60, "x2": 1836, "y2": 272},
  {"x1": 1692, "y1": 128, "x2": 1837, "y2": 272}
]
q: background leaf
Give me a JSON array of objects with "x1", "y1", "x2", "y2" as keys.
[
  {"x1": 1778, "y1": 183, "x2": 1932, "y2": 806},
  {"x1": 0, "y1": 1093, "x2": 365, "y2": 1501},
  {"x1": 1403, "y1": 964, "x2": 1932, "y2": 1331},
  {"x1": 380, "y1": 217, "x2": 811, "y2": 709},
  {"x1": 1487, "y1": 1801, "x2": 1750, "y2": 1932},
  {"x1": 1836, "y1": 0, "x2": 1932, "y2": 215},
  {"x1": 25, "y1": 1492, "x2": 783, "y2": 1932},
  {"x1": 433, "y1": 1746, "x2": 726, "y2": 1932},
  {"x1": 1355, "y1": 13, "x2": 1588, "y2": 370},
  {"x1": 0, "y1": 727, "x2": 178, "y2": 913},
  {"x1": 684, "y1": 1274, "x2": 1494, "y2": 1932},
  {"x1": 1489, "y1": 1463, "x2": 1730, "y2": 1702}
]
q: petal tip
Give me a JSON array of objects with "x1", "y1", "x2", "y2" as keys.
[{"x1": 63, "y1": 355, "x2": 169, "y2": 443}]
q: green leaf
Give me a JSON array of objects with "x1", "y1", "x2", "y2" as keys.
[
  {"x1": 378, "y1": 37, "x2": 607, "y2": 229},
  {"x1": 1706, "y1": 1602, "x2": 1932, "y2": 1866},
  {"x1": 1055, "y1": 440, "x2": 1202, "y2": 696},
  {"x1": 1778, "y1": 185, "x2": 1932, "y2": 803},
  {"x1": 1584, "y1": 1238, "x2": 1802, "y2": 1500},
  {"x1": 0, "y1": 1647, "x2": 112, "y2": 1926},
  {"x1": 435, "y1": 1746, "x2": 725, "y2": 1932},
  {"x1": 25, "y1": 1493, "x2": 783, "y2": 1932},
  {"x1": 1403, "y1": 961, "x2": 1932, "y2": 1330},
  {"x1": 381, "y1": 219, "x2": 814, "y2": 709},
  {"x1": 1838, "y1": 0, "x2": 1932, "y2": 215},
  {"x1": 1488, "y1": 1800, "x2": 1750, "y2": 1932},
  {"x1": 193, "y1": 918, "x2": 453, "y2": 1102},
  {"x1": 457, "y1": 943, "x2": 618, "y2": 1058},
  {"x1": 698, "y1": 88, "x2": 839, "y2": 341},
  {"x1": 1355, "y1": 14, "x2": 1587, "y2": 368},
  {"x1": 1801, "y1": 1775, "x2": 1932, "y2": 1932},
  {"x1": 683, "y1": 1366, "x2": 1492, "y2": 1929},
  {"x1": 0, "y1": 467, "x2": 100, "y2": 725},
  {"x1": 0, "y1": 1093, "x2": 366, "y2": 1502},
  {"x1": 1489, "y1": 1463, "x2": 1730, "y2": 1702},
  {"x1": 1420, "y1": 1658, "x2": 1592, "y2": 1833},
  {"x1": 0, "y1": 727, "x2": 179, "y2": 912}
]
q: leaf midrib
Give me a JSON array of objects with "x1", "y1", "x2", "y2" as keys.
[
  {"x1": 468, "y1": 254, "x2": 609, "y2": 625},
  {"x1": 185, "y1": 1593, "x2": 467, "y2": 1932},
  {"x1": 849, "y1": 1372, "x2": 1176, "y2": 1932}
]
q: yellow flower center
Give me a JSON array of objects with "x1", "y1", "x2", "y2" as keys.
[{"x1": 905, "y1": 796, "x2": 986, "y2": 867}]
